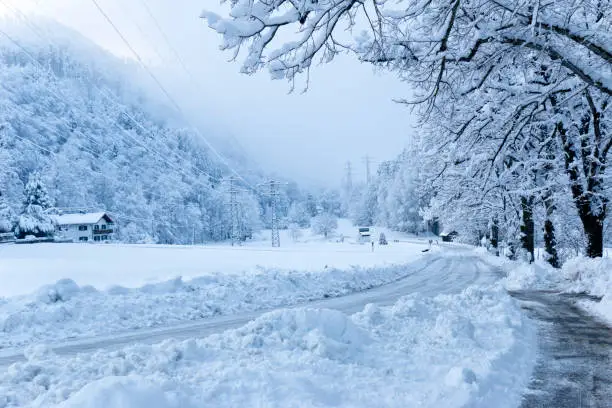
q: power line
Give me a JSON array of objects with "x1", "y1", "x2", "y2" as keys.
[
  {"x1": 89, "y1": 0, "x2": 258, "y2": 193},
  {"x1": 90, "y1": 0, "x2": 180, "y2": 113},
  {"x1": 120, "y1": 0, "x2": 168, "y2": 65},
  {"x1": 133, "y1": 0, "x2": 254, "y2": 186},
  {"x1": 0, "y1": 7, "x2": 217, "y2": 184},
  {"x1": 0, "y1": 26, "x2": 200, "y2": 205},
  {"x1": 137, "y1": 0, "x2": 195, "y2": 80}
]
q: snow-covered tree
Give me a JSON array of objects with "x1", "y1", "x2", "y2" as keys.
[
  {"x1": 287, "y1": 202, "x2": 311, "y2": 228},
  {"x1": 311, "y1": 212, "x2": 338, "y2": 238},
  {"x1": 15, "y1": 172, "x2": 55, "y2": 239},
  {"x1": 350, "y1": 184, "x2": 377, "y2": 227},
  {"x1": 204, "y1": 0, "x2": 612, "y2": 258},
  {"x1": 0, "y1": 194, "x2": 15, "y2": 233},
  {"x1": 288, "y1": 223, "x2": 302, "y2": 242}
]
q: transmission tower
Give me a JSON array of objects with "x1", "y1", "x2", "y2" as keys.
[
  {"x1": 259, "y1": 180, "x2": 283, "y2": 247},
  {"x1": 362, "y1": 155, "x2": 372, "y2": 185},
  {"x1": 228, "y1": 177, "x2": 240, "y2": 246},
  {"x1": 344, "y1": 161, "x2": 353, "y2": 193}
]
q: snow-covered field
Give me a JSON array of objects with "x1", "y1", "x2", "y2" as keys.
[
  {"x1": 0, "y1": 221, "x2": 438, "y2": 349},
  {"x1": 0, "y1": 220, "x2": 429, "y2": 298},
  {"x1": 0, "y1": 280, "x2": 535, "y2": 408}
]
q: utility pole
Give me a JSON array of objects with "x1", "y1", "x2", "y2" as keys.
[
  {"x1": 228, "y1": 177, "x2": 240, "y2": 246},
  {"x1": 362, "y1": 155, "x2": 372, "y2": 185}
]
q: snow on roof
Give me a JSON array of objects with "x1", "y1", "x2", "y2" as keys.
[{"x1": 54, "y1": 212, "x2": 111, "y2": 225}]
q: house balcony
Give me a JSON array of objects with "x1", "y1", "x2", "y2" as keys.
[{"x1": 93, "y1": 229, "x2": 114, "y2": 235}]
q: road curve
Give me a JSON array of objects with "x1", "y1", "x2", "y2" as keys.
[{"x1": 0, "y1": 252, "x2": 496, "y2": 366}]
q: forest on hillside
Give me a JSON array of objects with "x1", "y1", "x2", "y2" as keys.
[{"x1": 0, "y1": 20, "x2": 326, "y2": 244}]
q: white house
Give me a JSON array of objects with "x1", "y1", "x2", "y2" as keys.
[{"x1": 54, "y1": 212, "x2": 115, "y2": 243}]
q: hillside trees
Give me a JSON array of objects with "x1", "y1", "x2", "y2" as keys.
[{"x1": 0, "y1": 22, "x2": 311, "y2": 244}]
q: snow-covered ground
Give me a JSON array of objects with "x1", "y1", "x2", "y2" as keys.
[
  {"x1": 0, "y1": 260, "x2": 428, "y2": 350},
  {"x1": 0, "y1": 220, "x2": 439, "y2": 349},
  {"x1": 0, "y1": 278, "x2": 535, "y2": 408},
  {"x1": 0, "y1": 224, "x2": 538, "y2": 407}
]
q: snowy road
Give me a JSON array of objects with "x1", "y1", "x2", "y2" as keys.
[
  {"x1": 0, "y1": 252, "x2": 498, "y2": 367},
  {"x1": 510, "y1": 290, "x2": 612, "y2": 408}
]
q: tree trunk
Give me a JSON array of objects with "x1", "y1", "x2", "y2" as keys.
[
  {"x1": 490, "y1": 219, "x2": 499, "y2": 256},
  {"x1": 553, "y1": 91, "x2": 608, "y2": 258},
  {"x1": 557, "y1": 121, "x2": 607, "y2": 258},
  {"x1": 520, "y1": 196, "x2": 535, "y2": 263},
  {"x1": 543, "y1": 194, "x2": 560, "y2": 268},
  {"x1": 582, "y1": 213, "x2": 604, "y2": 258}
]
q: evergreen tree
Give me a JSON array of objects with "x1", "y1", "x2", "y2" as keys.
[{"x1": 15, "y1": 172, "x2": 55, "y2": 239}]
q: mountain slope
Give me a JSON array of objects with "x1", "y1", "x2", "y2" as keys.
[{"x1": 0, "y1": 18, "x2": 263, "y2": 243}]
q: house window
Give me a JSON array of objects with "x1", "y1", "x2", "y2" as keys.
[
  {"x1": 79, "y1": 225, "x2": 88, "y2": 231},
  {"x1": 79, "y1": 237, "x2": 88, "y2": 242},
  {"x1": 94, "y1": 236, "x2": 100, "y2": 242},
  {"x1": 101, "y1": 224, "x2": 106, "y2": 230},
  {"x1": 102, "y1": 235, "x2": 108, "y2": 241},
  {"x1": 94, "y1": 225, "x2": 99, "y2": 230}
]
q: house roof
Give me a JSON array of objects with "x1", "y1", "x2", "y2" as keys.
[{"x1": 54, "y1": 212, "x2": 113, "y2": 225}]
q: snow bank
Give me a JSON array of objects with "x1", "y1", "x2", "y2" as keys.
[
  {"x1": 503, "y1": 262, "x2": 563, "y2": 291},
  {"x1": 561, "y1": 257, "x2": 612, "y2": 325},
  {"x1": 0, "y1": 263, "x2": 419, "y2": 349},
  {"x1": 490, "y1": 249, "x2": 612, "y2": 326},
  {"x1": 55, "y1": 376, "x2": 193, "y2": 408},
  {"x1": 0, "y1": 282, "x2": 534, "y2": 408},
  {"x1": 560, "y1": 256, "x2": 612, "y2": 297}
]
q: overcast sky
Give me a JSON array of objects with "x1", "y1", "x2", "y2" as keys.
[{"x1": 7, "y1": 0, "x2": 417, "y2": 188}]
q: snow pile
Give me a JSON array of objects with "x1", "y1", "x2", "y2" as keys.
[
  {"x1": 55, "y1": 376, "x2": 192, "y2": 408},
  {"x1": 227, "y1": 308, "x2": 372, "y2": 361},
  {"x1": 560, "y1": 256, "x2": 612, "y2": 297},
  {"x1": 0, "y1": 283, "x2": 534, "y2": 408},
  {"x1": 561, "y1": 257, "x2": 612, "y2": 324},
  {"x1": 491, "y1": 250, "x2": 612, "y2": 325},
  {"x1": 0, "y1": 263, "x2": 419, "y2": 349},
  {"x1": 503, "y1": 262, "x2": 563, "y2": 291}
]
